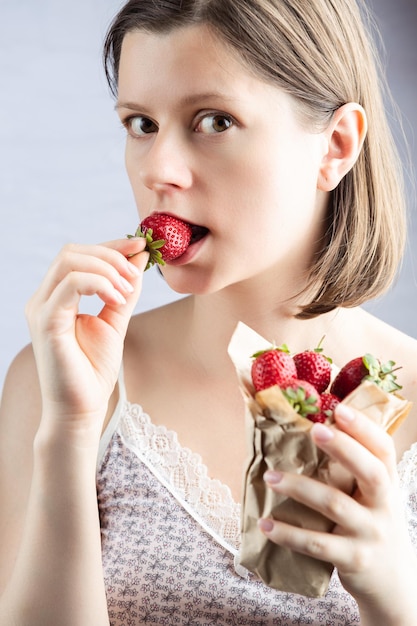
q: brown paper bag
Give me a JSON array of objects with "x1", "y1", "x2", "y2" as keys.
[{"x1": 228, "y1": 322, "x2": 412, "y2": 597}]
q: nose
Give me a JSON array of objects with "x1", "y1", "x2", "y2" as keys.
[{"x1": 137, "y1": 129, "x2": 193, "y2": 192}]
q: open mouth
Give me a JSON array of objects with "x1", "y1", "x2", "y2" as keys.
[{"x1": 189, "y1": 224, "x2": 209, "y2": 245}]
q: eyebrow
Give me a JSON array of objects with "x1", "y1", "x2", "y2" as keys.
[{"x1": 115, "y1": 91, "x2": 240, "y2": 111}]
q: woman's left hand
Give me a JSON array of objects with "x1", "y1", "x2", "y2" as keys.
[{"x1": 259, "y1": 403, "x2": 417, "y2": 618}]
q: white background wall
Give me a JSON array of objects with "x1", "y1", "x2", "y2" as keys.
[{"x1": 0, "y1": 0, "x2": 416, "y2": 391}]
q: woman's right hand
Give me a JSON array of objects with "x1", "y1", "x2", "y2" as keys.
[{"x1": 25, "y1": 237, "x2": 148, "y2": 436}]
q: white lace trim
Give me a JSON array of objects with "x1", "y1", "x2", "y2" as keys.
[
  {"x1": 106, "y1": 398, "x2": 417, "y2": 561},
  {"x1": 398, "y1": 441, "x2": 417, "y2": 483},
  {"x1": 397, "y1": 441, "x2": 417, "y2": 549},
  {"x1": 118, "y1": 400, "x2": 241, "y2": 555}
]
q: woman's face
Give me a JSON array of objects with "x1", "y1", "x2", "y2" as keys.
[{"x1": 116, "y1": 25, "x2": 330, "y2": 297}]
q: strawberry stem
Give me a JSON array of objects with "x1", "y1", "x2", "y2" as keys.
[
  {"x1": 251, "y1": 344, "x2": 290, "y2": 359},
  {"x1": 127, "y1": 226, "x2": 166, "y2": 271}
]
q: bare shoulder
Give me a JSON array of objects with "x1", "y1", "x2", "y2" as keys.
[
  {"x1": 335, "y1": 308, "x2": 416, "y2": 383},
  {"x1": 337, "y1": 307, "x2": 417, "y2": 456},
  {"x1": 350, "y1": 308, "x2": 417, "y2": 389}
]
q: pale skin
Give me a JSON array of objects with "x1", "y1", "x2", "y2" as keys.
[{"x1": 1, "y1": 24, "x2": 417, "y2": 626}]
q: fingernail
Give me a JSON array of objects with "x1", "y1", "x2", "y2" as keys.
[
  {"x1": 127, "y1": 262, "x2": 141, "y2": 276},
  {"x1": 258, "y1": 518, "x2": 274, "y2": 533},
  {"x1": 335, "y1": 404, "x2": 355, "y2": 423},
  {"x1": 311, "y1": 422, "x2": 334, "y2": 443},
  {"x1": 119, "y1": 276, "x2": 135, "y2": 293},
  {"x1": 264, "y1": 470, "x2": 283, "y2": 484},
  {"x1": 114, "y1": 290, "x2": 127, "y2": 305}
]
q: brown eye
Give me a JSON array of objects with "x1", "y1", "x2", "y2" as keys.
[
  {"x1": 128, "y1": 116, "x2": 158, "y2": 136},
  {"x1": 197, "y1": 114, "x2": 233, "y2": 134}
]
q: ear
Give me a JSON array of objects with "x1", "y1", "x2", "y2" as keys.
[{"x1": 317, "y1": 103, "x2": 367, "y2": 191}]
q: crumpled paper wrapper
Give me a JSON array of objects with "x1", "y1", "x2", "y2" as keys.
[{"x1": 228, "y1": 322, "x2": 412, "y2": 597}]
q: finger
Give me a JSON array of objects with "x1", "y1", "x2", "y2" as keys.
[
  {"x1": 42, "y1": 271, "x2": 130, "y2": 331},
  {"x1": 100, "y1": 236, "x2": 147, "y2": 260},
  {"x1": 97, "y1": 250, "x2": 148, "y2": 334},
  {"x1": 100, "y1": 237, "x2": 148, "y2": 282},
  {"x1": 29, "y1": 240, "x2": 146, "y2": 307},
  {"x1": 334, "y1": 403, "x2": 397, "y2": 473},
  {"x1": 310, "y1": 421, "x2": 393, "y2": 502},
  {"x1": 263, "y1": 470, "x2": 364, "y2": 532},
  {"x1": 122, "y1": 242, "x2": 149, "y2": 276},
  {"x1": 257, "y1": 516, "x2": 355, "y2": 569}
]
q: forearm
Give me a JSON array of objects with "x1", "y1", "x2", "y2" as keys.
[{"x1": 0, "y1": 422, "x2": 109, "y2": 626}]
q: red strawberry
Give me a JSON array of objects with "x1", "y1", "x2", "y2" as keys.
[
  {"x1": 330, "y1": 357, "x2": 366, "y2": 399},
  {"x1": 314, "y1": 392, "x2": 340, "y2": 423},
  {"x1": 281, "y1": 379, "x2": 322, "y2": 420},
  {"x1": 251, "y1": 346, "x2": 297, "y2": 392},
  {"x1": 293, "y1": 346, "x2": 332, "y2": 394},
  {"x1": 128, "y1": 214, "x2": 192, "y2": 270},
  {"x1": 330, "y1": 353, "x2": 402, "y2": 399},
  {"x1": 141, "y1": 214, "x2": 192, "y2": 261}
]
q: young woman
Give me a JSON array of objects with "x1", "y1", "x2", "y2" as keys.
[{"x1": 1, "y1": 1, "x2": 417, "y2": 624}]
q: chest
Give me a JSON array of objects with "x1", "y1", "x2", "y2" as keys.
[
  {"x1": 124, "y1": 361, "x2": 248, "y2": 502},
  {"x1": 97, "y1": 430, "x2": 360, "y2": 626}
]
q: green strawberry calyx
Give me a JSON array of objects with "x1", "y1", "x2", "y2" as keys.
[
  {"x1": 127, "y1": 225, "x2": 166, "y2": 271},
  {"x1": 282, "y1": 385, "x2": 320, "y2": 418},
  {"x1": 312, "y1": 336, "x2": 333, "y2": 364},
  {"x1": 362, "y1": 353, "x2": 402, "y2": 394},
  {"x1": 251, "y1": 344, "x2": 291, "y2": 359}
]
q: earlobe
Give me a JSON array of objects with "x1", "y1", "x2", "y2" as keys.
[{"x1": 318, "y1": 103, "x2": 367, "y2": 191}]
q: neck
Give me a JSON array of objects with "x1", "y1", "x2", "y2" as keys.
[{"x1": 180, "y1": 287, "x2": 343, "y2": 376}]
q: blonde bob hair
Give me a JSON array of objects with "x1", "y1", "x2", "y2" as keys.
[{"x1": 103, "y1": 0, "x2": 406, "y2": 318}]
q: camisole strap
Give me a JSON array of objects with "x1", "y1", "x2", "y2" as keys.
[{"x1": 97, "y1": 366, "x2": 127, "y2": 469}]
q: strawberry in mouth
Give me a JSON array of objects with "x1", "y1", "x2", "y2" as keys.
[{"x1": 128, "y1": 214, "x2": 208, "y2": 270}]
